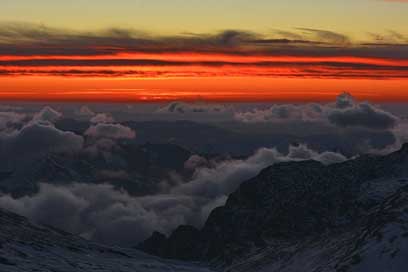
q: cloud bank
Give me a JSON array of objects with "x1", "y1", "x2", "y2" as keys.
[
  {"x1": 0, "y1": 23, "x2": 407, "y2": 79},
  {"x1": 235, "y1": 92, "x2": 399, "y2": 131},
  {"x1": 0, "y1": 144, "x2": 346, "y2": 246}
]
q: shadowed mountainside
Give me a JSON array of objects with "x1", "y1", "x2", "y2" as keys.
[{"x1": 140, "y1": 144, "x2": 408, "y2": 271}]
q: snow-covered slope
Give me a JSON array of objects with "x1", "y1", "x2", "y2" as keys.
[
  {"x1": 228, "y1": 180, "x2": 408, "y2": 272},
  {"x1": 0, "y1": 208, "x2": 213, "y2": 272}
]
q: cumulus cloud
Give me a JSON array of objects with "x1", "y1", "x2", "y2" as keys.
[
  {"x1": 31, "y1": 106, "x2": 62, "y2": 123},
  {"x1": 83, "y1": 138, "x2": 119, "y2": 160},
  {"x1": 0, "y1": 183, "x2": 208, "y2": 246},
  {"x1": 233, "y1": 92, "x2": 402, "y2": 152},
  {"x1": 327, "y1": 102, "x2": 398, "y2": 130},
  {"x1": 184, "y1": 155, "x2": 211, "y2": 170},
  {"x1": 174, "y1": 145, "x2": 346, "y2": 199},
  {"x1": 0, "y1": 121, "x2": 84, "y2": 160},
  {"x1": 85, "y1": 123, "x2": 135, "y2": 140},
  {"x1": 0, "y1": 183, "x2": 164, "y2": 246},
  {"x1": 90, "y1": 113, "x2": 115, "y2": 124},
  {"x1": 83, "y1": 122, "x2": 135, "y2": 160},
  {"x1": 235, "y1": 92, "x2": 399, "y2": 131},
  {"x1": 235, "y1": 103, "x2": 323, "y2": 123},
  {"x1": 0, "y1": 106, "x2": 83, "y2": 163},
  {"x1": 76, "y1": 106, "x2": 95, "y2": 117},
  {"x1": 0, "y1": 111, "x2": 26, "y2": 130}
]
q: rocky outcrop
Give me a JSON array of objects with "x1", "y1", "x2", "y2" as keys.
[{"x1": 139, "y1": 144, "x2": 408, "y2": 270}]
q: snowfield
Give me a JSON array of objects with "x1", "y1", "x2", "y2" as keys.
[{"x1": 0, "y1": 208, "x2": 213, "y2": 272}]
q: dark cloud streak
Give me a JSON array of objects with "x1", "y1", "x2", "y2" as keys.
[{"x1": 0, "y1": 23, "x2": 406, "y2": 59}]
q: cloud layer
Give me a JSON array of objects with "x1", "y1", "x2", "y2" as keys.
[
  {"x1": 235, "y1": 92, "x2": 399, "y2": 131},
  {"x1": 0, "y1": 144, "x2": 346, "y2": 246},
  {"x1": 0, "y1": 95, "x2": 406, "y2": 246},
  {"x1": 0, "y1": 23, "x2": 407, "y2": 79}
]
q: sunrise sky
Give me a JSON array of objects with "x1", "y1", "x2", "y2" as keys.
[{"x1": 1, "y1": 0, "x2": 408, "y2": 102}]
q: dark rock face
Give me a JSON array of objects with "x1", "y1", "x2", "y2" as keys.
[
  {"x1": 139, "y1": 144, "x2": 408, "y2": 267},
  {"x1": 137, "y1": 226, "x2": 201, "y2": 261},
  {"x1": 137, "y1": 231, "x2": 168, "y2": 257}
]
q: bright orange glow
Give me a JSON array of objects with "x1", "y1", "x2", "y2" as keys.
[
  {"x1": 1, "y1": 52, "x2": 408, "y2": 102},
  {"x1": 1, "y1": 76, "x2": 408, "y2": 102}
]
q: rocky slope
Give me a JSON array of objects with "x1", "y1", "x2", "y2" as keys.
[
  {"x1": 0, "y1": 207, "x2": 213, "y2": 272},
  {"x1": 140, "y1": 144, "x2": 408, "y2": 271}
]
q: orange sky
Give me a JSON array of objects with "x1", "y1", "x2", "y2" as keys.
[
  {"x1": 2, "y1": 76, "x2": 408, "y2": 103},
  {"x1": 1, "y1": 12, "x2": 408, "y2": 102},
  {"x1": 1, "y1": 51, "x2": 408, "y2": 102}
]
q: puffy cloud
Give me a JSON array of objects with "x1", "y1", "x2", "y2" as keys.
[
  {"x1": 90, "y1": 113, "x2": 115, "y2": 124},
  {"x1": 287, "y1": 144, "x2": 347, "y2": 163},
  {"x1": 184, "y1": 155, "x2": 210, "y2": 170},
  {"x1": 83, "y1": 122, "x2": 135, "y2": 160},
  {"x1": 0, "y1": 183, "x2": 199, "y2": 246},
  {"x1": 0, "y1": 106, "x2": 83, "y2": 168},
  {"x1": 233, "y1": 93, "x2": 401, "y2": 152},
  {"x1": 235, "y1": 92, "x2": 399, "y2": 131},
  {"x1": 31, "y1": 106, "x2": 62, "y2": 123},
  {"x1": 327, "y1": 102, "x2": 398, "y2": 130},
  {"x1": 0, "y1": 121, "x2": 84, "y2": 160},
  {"x1": 174, "y1": 145, "x2": 347, "y2": 200},
  {"x1": 235, "y1": 103, "x2": 323, "y2": 123},
  {"x1": 85, "y1": 123, "x2": 135, "y2": 139},
  {"x1": 83, "y1": 138, "x2": 118, "y2": 158},
  {"x1": 76, "y1": 106, "x2": 95, "y2": 117},
  {"x1": 0, "y1": 111, "x2": 26, "y2": 130}
]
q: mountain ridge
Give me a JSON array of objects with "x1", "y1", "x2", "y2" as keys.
[{"x1": 139, "y1": 143, "x2": 408, "y2": 271}]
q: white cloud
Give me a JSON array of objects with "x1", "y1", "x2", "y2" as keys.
[
  {"x1": 90, "y1": 113, "x2": 115, "y2": 124},
  {"x1": 235, "y1": 92, "x2": 399, "y2": 131},
  {"x1": 0, "y1": 122, "x2": 84, "y2": 160},
  {"x1": 76, "y1": 106, "x2": 95, "y2": 117},
  {"x1": 0, "y1": 111, "x2": 26, "y2": 130},
  {"x1": 0, "y1": 144, "x2": 347, "y2": 246},
  {"x1": 32, "y1": 106, "x2": 62, "y2": 124},
  {"x1": 85, "y1": 123, "x2": 135, "y2": 140}
]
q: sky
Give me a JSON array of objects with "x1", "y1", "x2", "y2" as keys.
[{"x1": 0, "y1": 0, "x2": 408, "y2": 102}]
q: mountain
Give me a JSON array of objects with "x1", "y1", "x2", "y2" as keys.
[
  {"x1": 57, "y1": 118, "x2": 394, "y2": 157},
  {"x1": 0, "y1": 207, "x2": 213, "y2": 272},
  {"x1": 0, "y1": 142, "x2": 193, "y2": 197},
  {"x1": 139, "y1": 144, "x2": 408, "y2": 271}
]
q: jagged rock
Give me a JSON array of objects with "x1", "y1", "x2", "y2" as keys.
[{"x1": 140, "y1": 144, "x2": 408, "y2": 270}]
